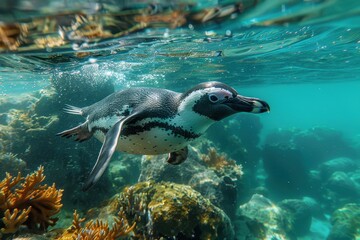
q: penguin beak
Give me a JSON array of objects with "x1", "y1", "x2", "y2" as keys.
[{"x1": 225, "y1": 95, "x2": 270, "y2": 113}]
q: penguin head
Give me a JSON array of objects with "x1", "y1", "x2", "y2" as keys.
[{"x1": 180, "y1": 81, "x2": 270, "y2": 121}]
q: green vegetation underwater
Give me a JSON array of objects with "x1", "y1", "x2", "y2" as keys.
[{"x1": 1, "y1": 0, "x2": 360, "y2": 239}]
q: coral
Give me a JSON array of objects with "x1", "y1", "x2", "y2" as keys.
[
  {"x1": 201, "y1": 147, "x2": 231, "y2": 170},
  {"x1": 1, "y1": 207, "x2": 32, "y2": 234},
  {"x1": 201, "y1": 147, "x2": 243, "y2": 179},
  {"x1": 57, "y1": 210, "x2": 135, "y2": 240},
  {"x1": 0, "y1": 166, "x2": 63, "y2": 233},
  {"x1": 117, "y1": 181, "x2": 234, "y2": 240}
]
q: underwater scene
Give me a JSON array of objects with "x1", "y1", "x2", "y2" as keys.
[{"x1": 1, "y1": 0, "x2": 360, "y2": 239}]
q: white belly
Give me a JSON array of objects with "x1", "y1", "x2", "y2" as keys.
[{"x1": 94, "y1": 127, "x2": 193, "y2": 155}]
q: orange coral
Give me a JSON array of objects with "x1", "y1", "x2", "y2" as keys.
[
  {"x1": 201, "y1": 147, "x2": 243, "y2": 180},
  {"x1": 0, "y1": 166, "x2": 63, "y2": 233},
  {"x1": 58, "y1": 210, "x2": 136, "y2": 240},
  {"x1": 201, "y1": 147, "x2": 233, "y2": 170},
  {"x1": 1, "y1": 207, "x2": 31, "y2": 234}
]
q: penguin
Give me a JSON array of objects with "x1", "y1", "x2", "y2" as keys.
[{"x1": 57, "y1": 81, "x2": 270, "y2": 190}]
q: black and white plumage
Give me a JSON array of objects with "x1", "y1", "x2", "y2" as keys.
[{"x1": 57, "y1": 81, "x2": 270, "y2": 190}]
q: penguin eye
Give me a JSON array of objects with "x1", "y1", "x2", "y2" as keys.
[{"x1": 209, "y1": 94, "x2": 219, "y2": 103}]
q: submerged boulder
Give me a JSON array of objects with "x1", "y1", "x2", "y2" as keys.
[
  {"x1": 278, "y1": 198, "x2": 314, "y2": 237},
  {"x1": 262, "y1": 144, "x2": 310, "y2": 198},
  {"x1": 139, "y1": 146, "x2": 243, "y2": 218},
  {"x1": 262, "y1": 127, "x2": 358, "y2": 199},
  {"x1": 328, "y1": 203, "x2": 360, "y2": 240},
  {"x1": 319, "y1": 157, "x2": 358, "y2": 180},
  {"x1": 236, "y1": 194, "x2": 291, "y2": 240},
  {"x1": 265, "y1": 127, "x2": 357, "y2": 168},
  {"x1": 96, "y1": 181, "x2": 234, "y2": 240},
  {"x1": 326, "y1": 171, "x2": 360, "y2": 197},
  {"x1": 0, "y1": 152, "x2": 26, "y2": 179}
]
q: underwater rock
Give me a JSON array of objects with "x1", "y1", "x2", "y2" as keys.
[
  {"x1": 321, "y1": 170, "x2": 360, "y2": 212},
  {"x1": 138, "y1": 146, "x2": 242, "y2": 218},
  {"x1": 326, "y1": 171, "x2": 360, "y2": 197},
  {"x1": 278, "y1": 198, "x2": 314, "y2": 237},
  {"x1": 327, "y1": 203, "x2": 360, "y2": 240},
  {"x1": 0, "y1": 94, "x2": 37, "y2": 114},
  {"x1": 0, "y1": 152, "x2": 26, "y2": 179},
  {"x1": 236, "y1": 194, "x2": 291, "y2": 240},
  {"x1": 319, "y1": 157, "x2": 358, "y2": 180},
  {"x1": 262, "y1": 126, "x2": 358, "y2": 199},
  {"x1": 114, "y1": 181, "x2": 234, "y2": 240},
  {"x1": 265, "y1": 127, "x2": 357, "y2": 168},
  {"x1": 262, "y1": 144, "x2": 311, "y2": 199},
  {"x1": 349, "y1": 170, "x2": 360, "y2": 186},
  {"x1": 31, "y1": 87, "x2": 61, "y2": 116}
]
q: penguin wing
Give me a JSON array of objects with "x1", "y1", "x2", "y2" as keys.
[{"x1": 82, "y1": 113, "x2": 138, "y2": 191}]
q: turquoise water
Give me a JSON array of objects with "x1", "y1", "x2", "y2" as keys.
[{"x1": 1, "y1": 0, "x2": 360, "y2": 239}]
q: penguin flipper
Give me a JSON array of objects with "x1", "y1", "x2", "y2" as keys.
[
  {"x1": 167, "y1": 147, "x2": 188, "y2": 165},
  {"x1": 82, "y1": 114, "x2": 135, "y2": 191}
]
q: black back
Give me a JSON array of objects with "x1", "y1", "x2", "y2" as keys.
[{"x1": 83, "y1": 87, "x2": 181, "y2": 123}]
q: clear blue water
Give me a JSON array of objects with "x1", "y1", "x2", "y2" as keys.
[{"x1": 1, "y1": 0, "x2": 360, "y2": 239}]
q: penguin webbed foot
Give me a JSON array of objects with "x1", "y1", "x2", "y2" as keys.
[
  {"x1": 167, "y1": 147, "x2": 188, "y2": 165},
  {"x1": 56, "y1": 122, "x2": 92, "y2": 142}
]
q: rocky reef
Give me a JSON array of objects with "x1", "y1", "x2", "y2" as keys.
[
  {"x1": 107, "y1": 181, "x2": 235, "y2": 240},
  {"x1": 139, "y1": 146, "x2": 243, "y2": 218},
  {"x1": 236, "y1": 194, "x2": 291, "y2": 240},
  {"x1": 262, "y1": 127, "x2": 358, "y2": 199},
  {"x1": 236, "y1": 194, "x2": 318, "y2": 240},
  {"x1": 264, "y1": 127, "x2": 357, "y2": 168},
  {"x1": 327, "y1": 203, "x2": 360, "y2": 240}
]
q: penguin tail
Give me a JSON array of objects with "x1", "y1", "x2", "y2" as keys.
[
  {"x1": 63, "y1": 104, "x2": 83, "y2": 115},
  {"x1": 56, "y1": 122, "x2": 93, "y2": 142}
]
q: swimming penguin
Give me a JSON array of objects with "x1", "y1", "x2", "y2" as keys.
[{"x1": 57, "y1": 81, "x2": 270, "y2": 190}]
